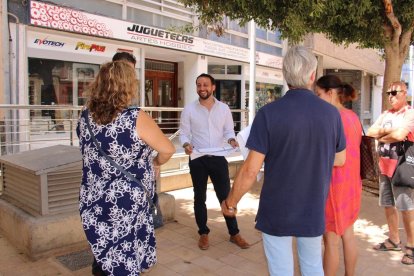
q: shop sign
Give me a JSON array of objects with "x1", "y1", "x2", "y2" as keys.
[
  {"x1": 27, "y1": 31, "x2": 139, "y2": 61},
  {"x1": 33, "y1": 38, "x2": 65, "y2": 47},
  {"x1": 75, "y1": 42, "x2": 106, "y2": 52},
  {"x1": 30, "y1": 1, "x2": 282, "y2": 69}
]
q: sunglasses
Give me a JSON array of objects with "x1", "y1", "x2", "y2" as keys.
[{"x1": 386, "y1": 90, "x2": 405, "y2": 96}]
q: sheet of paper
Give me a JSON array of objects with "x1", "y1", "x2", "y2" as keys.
[{"x1": 190, "y1": 147, "x2": 239, "y2": 160}]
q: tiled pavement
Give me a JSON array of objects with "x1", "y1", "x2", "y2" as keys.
[{"x1": 1, "y1": 183, "x2": 414, "y2": 275}]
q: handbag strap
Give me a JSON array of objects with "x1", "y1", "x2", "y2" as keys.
[{"x1": 84, "y1": 110, "x2": 154, "y2": 207}]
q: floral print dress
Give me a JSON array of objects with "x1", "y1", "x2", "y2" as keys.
[{"x1": 77, "y1": 107, "x2": 156, "y2": 275}]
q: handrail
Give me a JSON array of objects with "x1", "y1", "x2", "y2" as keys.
[
  {"x1": 0, "y1": 104, "x2": 248, "y2": 113},
  {"x1": 0, "y1": 104, "x2": 248, "y2": 156}
]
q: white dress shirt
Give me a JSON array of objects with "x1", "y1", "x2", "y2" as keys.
[{"x1": 179, "y1": 98, "x2": 236, "y2": 158}]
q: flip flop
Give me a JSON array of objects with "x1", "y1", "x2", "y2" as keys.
[
  {"x1": 401, "y1": 246, "x2": 414, "y2": 265},
  {"x1": 373, "y1": 238, "x2": 402, "y2": 251}
]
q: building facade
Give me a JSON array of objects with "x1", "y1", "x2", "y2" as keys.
[{"x1": 2, "y1": 0, "x2": 384, "y2": 154}]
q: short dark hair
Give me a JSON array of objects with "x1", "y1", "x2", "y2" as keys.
[
  {"x1": 112, "y1": 52, "x2": 136, "y2": 66},
  {"x1": 196, "y1": 73, "x2": 215, "y2": 85}
]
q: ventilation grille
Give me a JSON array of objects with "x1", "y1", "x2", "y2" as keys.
[
  {"x1": 47, "y1": 164, "x2": 82, "y2": 215},
  {"x1": 1, "y1": 163, "x2": 82, "y2": 216},
  {"x1": 2, "y1": 165, "x2": 41, "y2": 215}
]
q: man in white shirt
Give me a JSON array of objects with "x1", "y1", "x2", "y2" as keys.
[{"x1": 179, "y1": 73, "x2": 250, "y2": 250}]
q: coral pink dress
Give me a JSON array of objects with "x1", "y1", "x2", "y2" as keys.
[{"x1": 325, "y1": 108, "x2": 362, "y2": 235}]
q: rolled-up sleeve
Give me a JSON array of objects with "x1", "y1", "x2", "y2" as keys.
[
  {"x1": 223, "y1": 105, "x2": 236, "y2": 141},
  {"x1": 179, "y1": 107, "x2": 191, "y2": 145}
]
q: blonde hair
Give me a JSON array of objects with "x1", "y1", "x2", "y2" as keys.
[{"x1": 87, "y1": 60, "x2": 138, "y2": 124}]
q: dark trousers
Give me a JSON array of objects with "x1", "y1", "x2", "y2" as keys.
[{"x1": 189, "y1": 155, "x2": 239, "y2": 236}]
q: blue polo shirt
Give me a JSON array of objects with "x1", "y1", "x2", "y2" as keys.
[{"x1": 246, "y1": 89, "x2": 346, "y2": 237}]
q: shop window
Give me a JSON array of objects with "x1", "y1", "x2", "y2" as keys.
[
  {"x1": 227, "y1": 65, "x2": 242, "y2": 75},
  {"x1": 255, "y1": 27, "x2": 267, "y2": 40},
  {"x1": 245, "y1": 81, "x2": 283, "y2": 112},
  {"x1": 28, "y1": 58, "x2": 100, "y2": 130},
  {"x1": 228, "y1": 19, "x2": 248, "y2": 34},
  {"x1": 268, "y1": 30, "x2": 282, "y2": 44},
  {"x1": 127, "y1": 8, "x2": 154, "y2": 26},
  {"x1": 208, "y1": 65, "x2": 226, "y2": 74},
  {"x1": 231, "y1": 35, "x2": 248, "y2": 48},
  {"x1": 256, "y1": 42, "x2": 282, "y2": 56}
]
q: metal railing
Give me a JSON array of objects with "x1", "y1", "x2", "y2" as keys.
[{"x1": 0, "y1": 105, "x2": 248, "y2": 156}]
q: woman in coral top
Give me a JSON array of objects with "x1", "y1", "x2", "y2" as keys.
[{"x1": 315, "y1": 75, "x2": 362, "y2": 276}]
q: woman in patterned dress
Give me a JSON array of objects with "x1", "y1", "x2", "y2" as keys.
[
  {"x1": 77, "y1": 60, "x2": 175, "y2": 276},
  {"x1": 315, "y1": 75, "x2": 362, "y2": 276}
]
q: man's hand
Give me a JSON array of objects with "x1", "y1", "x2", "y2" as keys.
[
  {"x1": 228, "y1": 138, "x2": 239, "y2": 148},
  {"x1": 183, "y1": 143, "x2": 193, "y2": 155},
  {"x1": 221, "y1": 200, "x2": 237, "y2": 217}
]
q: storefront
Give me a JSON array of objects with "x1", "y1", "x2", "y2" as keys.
[{"x1": 6, "y1": 0, "x2": 284, "y2": 150}]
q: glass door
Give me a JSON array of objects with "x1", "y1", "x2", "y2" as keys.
[{"x1": 145, "y1": 69, "x2": 177, "y2": 133}]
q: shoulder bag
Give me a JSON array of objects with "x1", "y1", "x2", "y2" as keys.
[
  {"x1": 391, "y1": 140, "x2": 414, "y2": 188},
  {"x1": 84, "y1": 110, "x2": 163, "y2": 228}
]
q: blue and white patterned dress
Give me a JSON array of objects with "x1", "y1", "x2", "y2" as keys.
[{"x1": 77, "y1": 107, "x2": 156, "y2": 276}]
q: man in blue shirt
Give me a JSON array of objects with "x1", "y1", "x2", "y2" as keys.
[
  {"x1": 222, "y1": 46, "x2": 346, "y2": 276},
  {"x1": 180, "y1": 73, "x2": 250, "y2": 250}
]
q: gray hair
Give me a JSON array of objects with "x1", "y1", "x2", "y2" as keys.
[{"x1": 282, "y1": 46, "x2": 317, "y2": 89}]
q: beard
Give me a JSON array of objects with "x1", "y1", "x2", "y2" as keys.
[{"x1": 198, "y1": 91, "x2": 213, "y2": 100}]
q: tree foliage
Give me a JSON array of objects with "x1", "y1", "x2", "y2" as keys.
[{"x1": 179, "y1": 0, "x2": 414, "y2": 109}]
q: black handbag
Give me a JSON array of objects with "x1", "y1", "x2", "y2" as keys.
[
  {"x1": 391, "y1": 140, "x2": 414, "y2": 188},
  {"x1": 84, "y1": 110, "x2": 163, "y2": 228}
]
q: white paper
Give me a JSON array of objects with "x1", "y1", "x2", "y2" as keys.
[{"x1": 190, "y1": 147, "x2": 238, "y2": 160}]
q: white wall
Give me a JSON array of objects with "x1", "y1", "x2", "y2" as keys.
[{"x1": 183, "y1": 54, "x2": 208, "y2": 105}]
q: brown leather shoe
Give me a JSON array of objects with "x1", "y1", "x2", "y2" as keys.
[
  {"x1": 198, "y1": 234, "x2": 209, "y2": 250},
  {"x1": 230, "y1": 234, "x2": 250, "y2": 249}
]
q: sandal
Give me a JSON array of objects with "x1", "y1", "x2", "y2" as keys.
[
  {"x1": 373, "y1": 238, "x2": 402, "y2": 251},
  {"x1": 401, "y1": 246, "x2": 414, "y2": 265}
]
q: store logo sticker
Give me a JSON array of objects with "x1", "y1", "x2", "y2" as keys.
[
  {"x1": 34, "y1": 38, "x2": 65, "y2": 47},
  {"x1": 75, "y1": 42, "x2": 106, "y2": 52}
]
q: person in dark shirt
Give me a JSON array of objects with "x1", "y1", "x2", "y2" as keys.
[{"x1": 222, "y1": 46, "x2": 346, "y2": 276}]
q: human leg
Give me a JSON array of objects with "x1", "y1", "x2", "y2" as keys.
[
  {"x1": 401, "y1": 210, "x2": 414, "y2": 265},
  {"x1": 323, "y1": 232, "x2": 340, "y2": 276},
  {"x1": 262, "y1": 233, "x2": 294, "y2": 276},
  {"x1": 374, "y1": 175, "x2": 401, "y2": 250},
  {"x1": 394, "y1": 186, "x2": 414, "y2": 246},
  {"x1": 209, "y1": 156, "x2": 239, "y2": 236},
  {"x1": 296, "y1": 236, "x2": 324, "y2": 276},
  {"x1": 342, "y1": 225, "x2": 358, "y2": 276},
  {"x1": 189, "y1": 157, "x2": 210, "y2": 235}
]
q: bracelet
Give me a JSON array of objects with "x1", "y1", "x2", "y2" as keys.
[{"x1": 224, "y1": 200, "x2": 237, "y2": 212}]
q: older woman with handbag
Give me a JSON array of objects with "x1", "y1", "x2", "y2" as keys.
[{"x1": 77, "y1": 60, "x2": 175, "y2": 275}]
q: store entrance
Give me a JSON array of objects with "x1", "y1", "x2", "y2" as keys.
[{"x1": 145, "y1": 60, "x2": 178, "y2": 133}]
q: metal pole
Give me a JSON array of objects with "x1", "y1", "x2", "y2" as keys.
[{"x1": 248, "y1": 20, "x2": 256, "y2": 125}]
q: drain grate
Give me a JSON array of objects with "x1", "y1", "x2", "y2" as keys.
[{"x1": 56, "y1": 249, "x2": 94, "y2": 271}]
